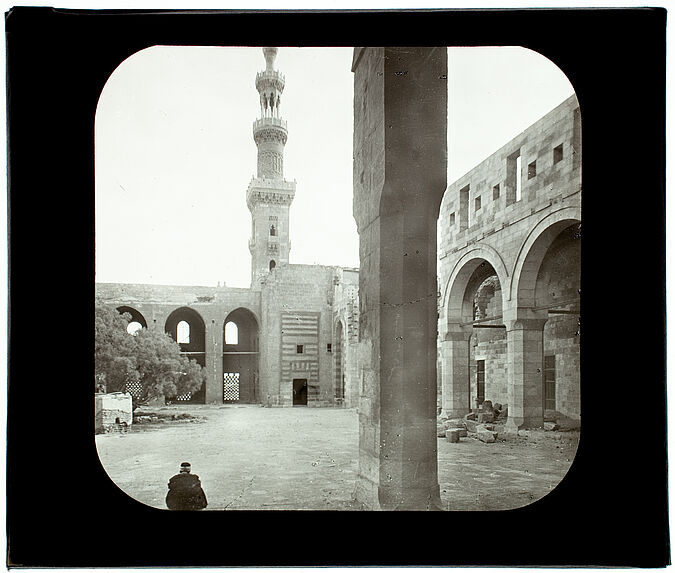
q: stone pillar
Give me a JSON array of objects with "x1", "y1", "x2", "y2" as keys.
[
  {"x1": 204, "y1": 319, "x2": 224, "y2": 404},
  {"x1": 352, "y1": 47, "x2": 447, "y2": 510},
  {"x1": 441, "y1": 326, "x2": 473, "y2": 419},
  {"x1": 505, "y1": 318, "x2": 547, "y2": 431}
]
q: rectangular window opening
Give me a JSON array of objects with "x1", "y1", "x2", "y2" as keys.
[
  {"x1": 474, "y1": 195, "x2": 482, "y2": 212},
  {"x1": 459, "y1": 184, "x2": 470, "y2": 230},
  {"x1": 493, "y1": 184, "x2": 500, "y2": 200},
  {"x1": 544, "y1": 355, "x2": 556, "y2": 411},
  {"x1": 327, "y1": 343, "x2": 332, "y2": 353},
  {"x1": 528, "y1": 160, "x2": 537, "y2": 180},
  {"x1": 554, "y1": 144, "x2": 563, "y2": 164},
  {"x1": 296, "y1": 344, "x2": 304, "y2": 354},
  {"x1": 449, "y1": 212, "x2": 456, "y2": 226},
  {"x1": 506, "y1": 150, "x2": 521, "y2": 205},
  {"x1": 516, "y1": 155, "x2": 522, "y2": 200},
  {"x1": 476, "y1": 359, "x2": 485, "y2": 404}
]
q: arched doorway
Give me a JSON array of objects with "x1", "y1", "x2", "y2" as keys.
[
  {"x1": 165, "y1": 307, "x2": 206, "y2": 403},
  {"x1": 441, "y1": 257, "x2": 506, "y2": 418},
  {"x1": 515, "y1": 220, "x2": 581, "y2": 423},
  {"x1": 222, "y1": 308, "x2": 260, "y2": 403}
]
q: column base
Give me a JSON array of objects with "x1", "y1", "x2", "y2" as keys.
[
  {"x1": 440, "y1": 408, "x2": 470, "y2": 420},
  {"x1": 355, "y1": 475, "x2": 443, "y2": 510},
  {"x1": 505, "y1": 416, "x2": 545, "y2": 433}
]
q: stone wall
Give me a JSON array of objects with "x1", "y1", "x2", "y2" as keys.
[
  {"x1": 94, "y1": 392, "x2": 133, "y2": 433},
  {"x1": 438, "y1": 93, "x2": 581, "y2": 426},
  {"x1": 259, "y1": 264, "x2": 338, "y2": 407},
  {"x1": 96, "y1": 283, "x2": 263, "y2": 404},
  {"x1": 332, "y1": 267, "x2": 360, "y2": 408}
]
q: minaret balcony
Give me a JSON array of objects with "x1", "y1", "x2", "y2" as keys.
[
  {"x1": 256, "y1": 70, "x2": 285, "y2": 92},
  {"x1": 253, "y1": 118, "x2": 288, "y2": 145},
  {"x1": 246, "y1": 177, "x2": 296, "y2": 210},
  {"x1": 253, "y1": 117, "x2": 287, "y2": 133}
]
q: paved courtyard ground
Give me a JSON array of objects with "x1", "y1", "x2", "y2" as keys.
[{"x1": 95, "y1": 405, "x2": 579, "y2": 511}]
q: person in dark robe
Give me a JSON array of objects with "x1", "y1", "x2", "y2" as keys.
[{"x1": 165, "y1": 462, "x2": 208, "y2": 510}]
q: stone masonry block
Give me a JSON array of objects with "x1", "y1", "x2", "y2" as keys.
[{"x1": 445, "y1": 428, "x2": 461, "y2": 443}]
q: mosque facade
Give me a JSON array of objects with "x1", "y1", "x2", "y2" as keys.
[{"x1": 96, "y1": 47, "x2": 360, "y2": 408}]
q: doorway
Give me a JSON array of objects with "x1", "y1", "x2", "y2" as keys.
[
  {"x1": 544, "y1": 355, "x2": 556, "y2": 411},
  {"x1": 293, "y1": 379, "x2": 308, "y2": 406}
]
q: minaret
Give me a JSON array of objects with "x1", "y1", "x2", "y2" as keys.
[{"x1": 247, "y1": 47, "x2": 296, "y2": 286}]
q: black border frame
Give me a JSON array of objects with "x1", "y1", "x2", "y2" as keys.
[{"x1": 6, "y1": 7, "x2": 668, "y2": 567}]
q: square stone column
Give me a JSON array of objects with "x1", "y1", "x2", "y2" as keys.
[
  {"x1": 352, "y1": 47, "x2": 447, "y2": 510},
  {"x1": 505, "y1": 318, "x2": 547, "y2": 431},
  {"x1": 204, "y1": 319, "x2": 224, "y2": 404},
  {"x1": 440, "y1": 327, "x2": 473, "y2": 419}
]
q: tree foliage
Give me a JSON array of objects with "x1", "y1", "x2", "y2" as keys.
[{"x1": 94, "y1": 301, "x2": 206, "y2": 408}]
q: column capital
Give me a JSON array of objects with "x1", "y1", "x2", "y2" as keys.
[
  {"x1": 443, "y1": 324, "x2": 472, "y2": 342},
  {"x1": 502, "y1": 306, "x2": 548, "y2": 331},
  {"x1": 505, "y1": 318, "x2": 548, "y2": 332}
]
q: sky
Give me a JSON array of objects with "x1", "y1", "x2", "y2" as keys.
[{"x1": 95, "y1": 46, "x2": 575, "y2": 288}]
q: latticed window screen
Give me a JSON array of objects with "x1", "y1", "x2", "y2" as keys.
[
  {"x1": 223, "y1": 372, "x2": 240, "y2": 401},
  {"x1": 174, "y1": 392, "x2": 192, "y2": 401},
  {"x1": 125, "y1": 379, "x2": 143, "y2": 398}
]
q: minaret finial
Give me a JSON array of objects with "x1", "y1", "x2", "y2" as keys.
[{"x1": 263, "y1": 47, "x2": 278, "y2": 71}]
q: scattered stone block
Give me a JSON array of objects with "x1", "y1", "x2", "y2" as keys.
[
  {"x1": 458, "y1": 428, "x2": 468, "y2": 438},
  {"x1": 465, "y1": 419, "x2": 479, "y2": 433},
  {"x1": 544, "y1": 422, "x2": 559, "y2": 431},
  {"x1": 464, "y1": 412, "x2": 477, "y2": 421},
  {"x1": 477, "y1": 412, "x2": 494, "y2": 423},
  {"x1": 445, "y1": 428, "x2": 461, "y2": 443},
  {"x1": 437, "y1": 424, "x2": 447, "y2": 437},
  {"x1": 477, "y1": 427, "x2": 497, "y2": 443}
]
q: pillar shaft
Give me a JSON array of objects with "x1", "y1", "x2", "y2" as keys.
[
  {"x1": 441, "y1": 328, "x2": 473, "y2": 418},
  {"x1": 505, "y1": 318, "x2": 547, "y2": 430},
  {"x1": 204, "y1": 320, "x2": 223, "y2": 404},
  {"x1": 352, "y1": 47, "x2": 447, "y2": 510}
]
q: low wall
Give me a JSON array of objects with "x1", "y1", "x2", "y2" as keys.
[{"x1": 95, "y1": 392, "x2": 133, "y2": 433}]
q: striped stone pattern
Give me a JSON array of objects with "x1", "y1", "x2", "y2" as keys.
[{"x1": 281, "y1": 312, "x2": 320, "y2": 401}]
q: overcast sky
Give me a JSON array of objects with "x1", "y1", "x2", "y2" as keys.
[{"x1": 95, "y1": 46, "x2": 574, "y2": 288}]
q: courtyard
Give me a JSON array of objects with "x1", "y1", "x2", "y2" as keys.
[{"x1": 95, "y1": 405, "x2": 579, "y2": 511}]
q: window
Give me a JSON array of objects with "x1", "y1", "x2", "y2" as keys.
[
  {"x1": 127, "y1": 321, "x2": 143, "y2": 336},
  {"x1": 528, "y1": 160, "x2": 537, "y2": 179},
  {"x1": 327, "y1": 343, "x2": 332, "y2": 353},
  {"x1": 506, "y1": 150, "x2": 522, "y2": 204},
  {"x1": 225, "y1": 321, "x2": 239, "y2": 345},
  {"x1": 297, "y1": 344, "x2": 304, "y2": 354},
  {"x1": 459, "y1": 184, "x2": 470, "y2": 230},
  {"x1": 476, "y1": 360, "x2": 485, "y2": 404},
  {"x1": 269, "y1": 260, "x2": 276, "y2": 271},
  {"x1": 553, "y1": 144, "x2": 563, "y2": 164},
  {"x1": 544, "y1": 355, "x2": 556, "y2": 411},
  {"x1": 177, "y1": 320, "x2": 190, "y2": 344},
  {"x1": 516, "y1": 155, "x2": 522, "y2": 200},
  {"x1": 270, "y1": 225, "x2": 276, "y2": 236},
  {"x1": 474, "y1": 195, "x2": 482, "y2": 212},
  {"x1": 493, "y1": 184, "x2": 500, "y2": 200},
  {"x1": 449, "y1": 212, "x2": 455, "y2": 225}
]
